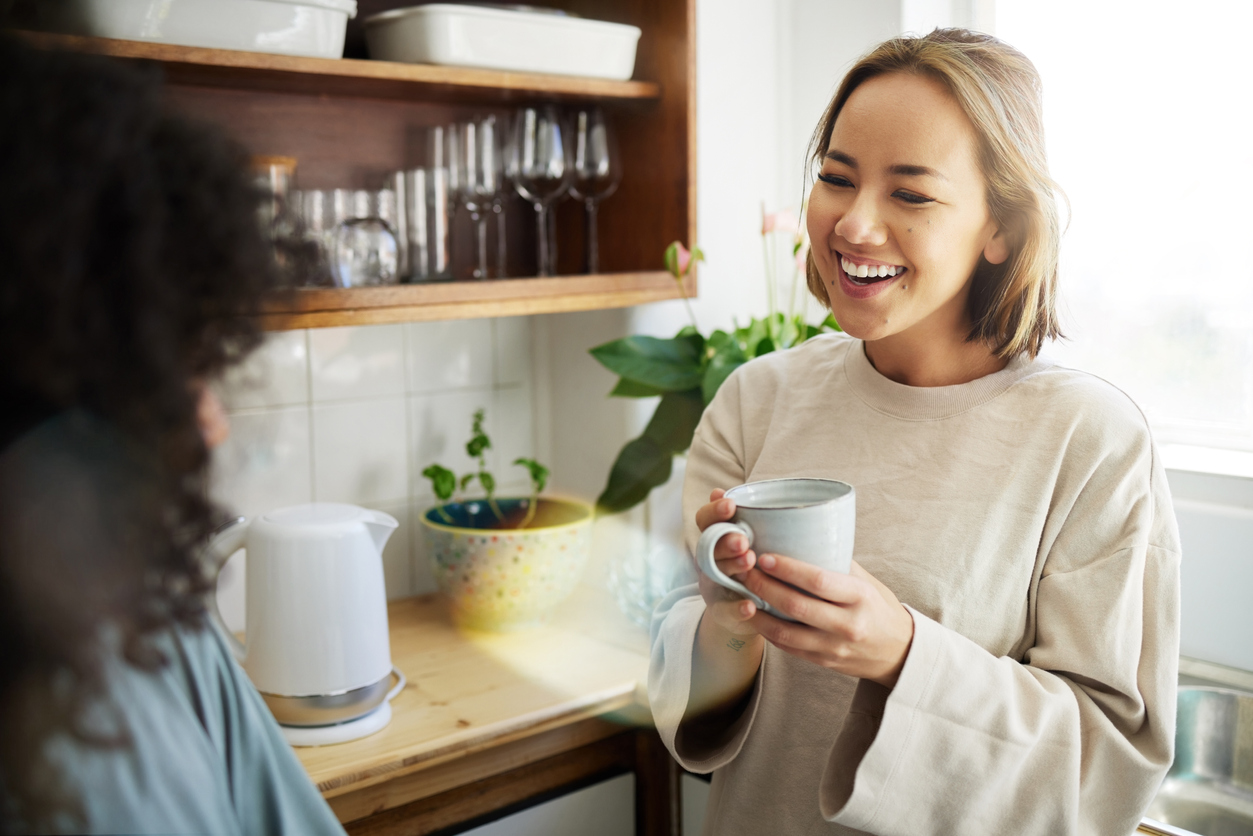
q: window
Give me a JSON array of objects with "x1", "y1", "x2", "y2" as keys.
[{"x1": 995, "y1": 1, "x2": 1253, "y2": 473}]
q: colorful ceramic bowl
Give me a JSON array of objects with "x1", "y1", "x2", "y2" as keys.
[{"x1": 421, "y1": 497, "x2": 593, "y2": 631}]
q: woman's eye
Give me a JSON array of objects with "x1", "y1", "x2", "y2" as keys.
[
  {"x1": 818, "y1": 173, "x2": 852, "y2": 188},
  {"x1": 893, "y1": 190, "x2": 935, "y2": 205}
]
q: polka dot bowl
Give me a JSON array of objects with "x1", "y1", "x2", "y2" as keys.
[{"x1": 421, "y1": 497, "x2": 593, "y2": 631}]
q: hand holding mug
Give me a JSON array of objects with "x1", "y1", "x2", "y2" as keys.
[{"x1": 694, "y1": 489, "x2": 763, "y2": 637}]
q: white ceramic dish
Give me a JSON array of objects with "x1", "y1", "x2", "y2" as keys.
[
  {"x1": 38, "y1": 0, "x2": 357, "y2": 59},
  {"x1": 364, "y1": 4, "x2": 641, "y2": 80}
]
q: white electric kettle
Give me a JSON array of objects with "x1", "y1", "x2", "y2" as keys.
[{"x1": 208, "y1": 503, "x2": 404, "y2": 742}]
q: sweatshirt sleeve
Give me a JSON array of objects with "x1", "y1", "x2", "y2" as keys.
[
  {"x1": 820, "y1": 413, "x2": 1181, "y2": 835},
  {"x1": 648, "y1": 369, "x2": 768, "y2": 772}
]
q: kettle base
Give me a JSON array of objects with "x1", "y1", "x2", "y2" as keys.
[{"x1": 280, "y1": 701, "x2": 392, "y2": 747}]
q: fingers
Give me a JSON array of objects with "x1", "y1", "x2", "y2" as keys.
[
  {"x1": 694, "y1": 493, "x2": 736, "y2": 532},
  {"x1": 698, "y1": 575, "x2": 761, "y2": 636},
  {"x1": 756, "y1": 552, "x2": 861, "y2": 605}
]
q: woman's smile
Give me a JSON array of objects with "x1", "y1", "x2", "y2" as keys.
[{"x1": 836, "y1": 251, "x2": 907, "y2": 299}]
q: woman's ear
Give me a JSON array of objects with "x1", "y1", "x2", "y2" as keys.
[{"x1": 983, "y1": 226, "x2": 1010, "y2": 266}]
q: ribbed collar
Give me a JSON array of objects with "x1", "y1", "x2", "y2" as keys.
[{"x1": 843, "y1": 339, "x2": 1049, "y2": 421}]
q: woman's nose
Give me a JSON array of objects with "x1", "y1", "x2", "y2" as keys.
[{"x1": 833, "y1": 193, "x2": 888, "y2": 247}]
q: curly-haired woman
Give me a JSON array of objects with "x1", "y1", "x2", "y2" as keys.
[
  {"x1": 0, "y1": 36, "x2": 342, "y2": 835},
  {"x1": 650, "y1": 29, "x2": 1180, "y2": 835}
]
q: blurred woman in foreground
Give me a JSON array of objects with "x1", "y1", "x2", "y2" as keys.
[{"x1": 0, "y1": 36, "x2": 342, "y2": 834}]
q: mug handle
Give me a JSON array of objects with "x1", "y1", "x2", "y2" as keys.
[{"x1": 696, "y1": 521, "x2": 773, "y2": 614}]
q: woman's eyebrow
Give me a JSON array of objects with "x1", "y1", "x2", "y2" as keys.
[{"x1": 825, "y1": 150, "x2": 946, "y2": 181}]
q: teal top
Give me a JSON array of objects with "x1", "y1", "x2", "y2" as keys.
[{"x1": 42, "y1": 620, "x2": 347, "y2": 836}]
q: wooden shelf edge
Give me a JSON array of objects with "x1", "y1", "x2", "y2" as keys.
[
  {"x1": 16, "y1": 31, "x2": 662, "y2": 102},
  {"x1": 257, "y1": 272, "x2": 697, "y2": 329}
]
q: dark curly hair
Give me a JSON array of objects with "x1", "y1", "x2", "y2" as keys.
[{"x1": 0, "y1": 34, "x2": 308, "y2": 831}]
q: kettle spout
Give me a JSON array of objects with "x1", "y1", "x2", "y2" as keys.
[{"x1": 363, "y1": 510, "x2": 400, "y2": 553}]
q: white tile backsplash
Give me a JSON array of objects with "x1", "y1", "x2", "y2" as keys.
[
  {"x1": 494, "y1": 316, "x2": 533, "y2": 387},
  {"x1": 310, "y1": 324, "x2": 406, "y2": 402},
  {"x1": 210, "y1": 406, "x2": 313, "y2": 518},
  {"x1": 312, "y1": 398, "x2": 408, "y2": 504},
  {"x1": 408, "y1": 389, "x2": 497, "y2": 497},
  {"x1": 211, "y1": 318, "x2": 541, "y2": 603},
  {"x1": 405, "y1": 319, "x2": 494, "y2": 393},
  {"x1": 216, "y1": 330, "x2": 309, "y2": 411},
  {"x1": 493, "y1": 385, "x2": 536, "y2": 493}
]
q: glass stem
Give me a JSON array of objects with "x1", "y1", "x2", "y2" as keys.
[
  {"x1": 535, "y1": 203, "x2": 549, "y2": 277},
  {"x1": 474, "y1": 212, "x2": 488, "y2": 280},
  {"x1": 546, "y1": 205, "x2": 558, "y2": 276},
  {"x1": 494, "y1": 201, "x2": 506, "y2": 278},
  {"x1": 585, "y1": 199, "x2": 600, "y2": 274}
]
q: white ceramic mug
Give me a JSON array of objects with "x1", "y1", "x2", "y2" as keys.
[{"x1": 696, "y1": 478, "x2": 855, "y2": 622}]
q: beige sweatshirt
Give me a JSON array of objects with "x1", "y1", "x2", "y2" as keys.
[{"x1": 648, "y1": 334, "x2": 1180, "y2": 836}]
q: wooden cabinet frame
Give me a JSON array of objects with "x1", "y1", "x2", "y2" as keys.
[{"x1": 20, "y1": 0, "x2": 696, "y2": 330}]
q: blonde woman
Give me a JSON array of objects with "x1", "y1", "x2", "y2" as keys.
[{"x1": 650, "y1": 29, "x2": 1179, "y2": 835}]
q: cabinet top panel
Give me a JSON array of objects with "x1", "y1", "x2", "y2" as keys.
[{"x1": 17, "y1": 31, "x2": 663, "y2": 103}]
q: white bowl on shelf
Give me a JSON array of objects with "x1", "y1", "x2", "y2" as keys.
[
  {"x1": 364, "y1": 4, "x2": 641, "y2": 81},
  {"x1": 36, "y1": 0, "x2": 358, "y2": 59}
]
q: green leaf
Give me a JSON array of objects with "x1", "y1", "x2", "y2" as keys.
[
  {"x1": 753, "y1": 336, "x2": 775, "y2": 358},
  {"x1": 479, "y1": 471, "x2": 495, "y2": 495},
  {"x1": 821, "y1": 312, "x2": 842, "y2": 332},
  {"x1": 466, "y1": 432, "x2": 490, "y2": 459},
  {"x1": 609, "y1": 377, "x2": 668, "y2": 398},
  {"x1": 422, "y1": 464, "x2": 456, "y2": 501},
  {"x1": 643, "y1": 388, "x2": 705, "y2": 454},
  {"x1": 702, "y1": 332, "x2": 747, "y2": 404},
  {"x1": 513, "y1": 457, "x2": 550, "y2": 494},
  {"x1": 459, "y1": 473, "x2": 476, "y2": 492},
  {"x1": 589, "y1": 334, "x2": 704, "y2": 392},
  {"x1": 596, "y1": 436, "x2": 673, "y2": 515}
]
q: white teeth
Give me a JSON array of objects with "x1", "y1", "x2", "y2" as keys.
[{"x1": 841, "y1": 256, "x2": 902, "y2": 281}]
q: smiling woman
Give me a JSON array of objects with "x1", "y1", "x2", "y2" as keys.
[{"x1": 648, "y1": 28, "x2": 1180, "y2": 836}]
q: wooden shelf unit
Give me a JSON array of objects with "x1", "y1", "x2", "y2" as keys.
[
  {"x1": 259, "y1": 272, "x2": 695, "y2": 330},
  {"x1": 17, "y1": 31, "x2": 663, "y2": 103},
  {"x1": 20, "y1": 0, "x2": 697, "y2": 331}
]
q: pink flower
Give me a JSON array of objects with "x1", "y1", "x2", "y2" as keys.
[
  {"x1": 761, "y1": 208, "x2": 800, "y2": 236},
  {"x1": 794, "y1": 241, "x2": 810, "y2": 270},
  {"x1": 664, "y1": 241, "x2": 704, "y2": 279}
]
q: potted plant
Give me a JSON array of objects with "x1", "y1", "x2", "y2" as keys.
[
  {"x1": 419, "y1": 409, "x2": 592, "y2": 631},
  {"x1": 590, "y1": 208, "x2": 840, "y2": 514}
]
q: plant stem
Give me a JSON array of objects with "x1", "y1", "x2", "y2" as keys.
[
  {"x1": 518, "y1": 492, "x2": 538, "y2": 529},
  {"x1": 436, "y1": 505, "x2": 454, "y2": 525},
  {"x1": 673, "y1": 272, "x2": 700, "y2": 332}
]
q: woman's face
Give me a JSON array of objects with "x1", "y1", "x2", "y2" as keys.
[{"x1": 807, "y1": 71, "x2": 1008, "y2": 346}]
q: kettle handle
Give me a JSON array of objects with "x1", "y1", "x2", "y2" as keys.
[{"x1": 206, "y1": 517, "x2": 249, "y2": 663}]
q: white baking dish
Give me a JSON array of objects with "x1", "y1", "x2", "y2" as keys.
[
  {"x1": 39, "y1": 0, "x2": 357, "y2": 59},
  {"x1": 364, "y1": 4, "x2": 640, "y2": 80}
]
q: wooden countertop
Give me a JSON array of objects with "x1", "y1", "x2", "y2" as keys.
[{"x1": 296, "y1": 585, "x2": 652, "y2": 822}]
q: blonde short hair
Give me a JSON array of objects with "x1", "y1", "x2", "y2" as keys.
[{"x1": 806, "y1": 28, "x2": 1063, "y2": 358}]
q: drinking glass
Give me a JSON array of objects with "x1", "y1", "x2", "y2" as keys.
[
  {"x1": 330, "y1": 190, "x2": 399, "y2": 287},
  {"x1": 568, "y1": 108, "x2": 620, "y2": 274},
  {"x1": 449, "y1": 117, "x2": 503, "y2": 280},
  {"x1": 510, "y1": 105, "x2": 571, "y2": 277}
]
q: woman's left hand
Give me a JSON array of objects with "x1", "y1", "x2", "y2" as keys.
[{"x1": 743, "y1": 554, "x2": 915, "y2": 688}]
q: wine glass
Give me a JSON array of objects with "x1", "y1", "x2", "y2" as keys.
[
  {"x1": 510, "y1": 105, "x2": 571, "y2": 277},
  {"x1": 449, "y1": 117, "x2": 503, "y2": 280},
  {"x1": 568, "y1": 107, "x2": 620, "y2": 274}
]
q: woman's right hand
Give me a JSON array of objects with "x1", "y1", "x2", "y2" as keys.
[{"x1": 695, "y1": 489, "x2": 762, "y2": 637}]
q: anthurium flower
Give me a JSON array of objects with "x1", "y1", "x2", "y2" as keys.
[
  {"x1": 664, "y1": 240, "x2": 705, "y2": 279},
  {"x1": 761, "y1": 208, "x2": 799, "y2": 236}
]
